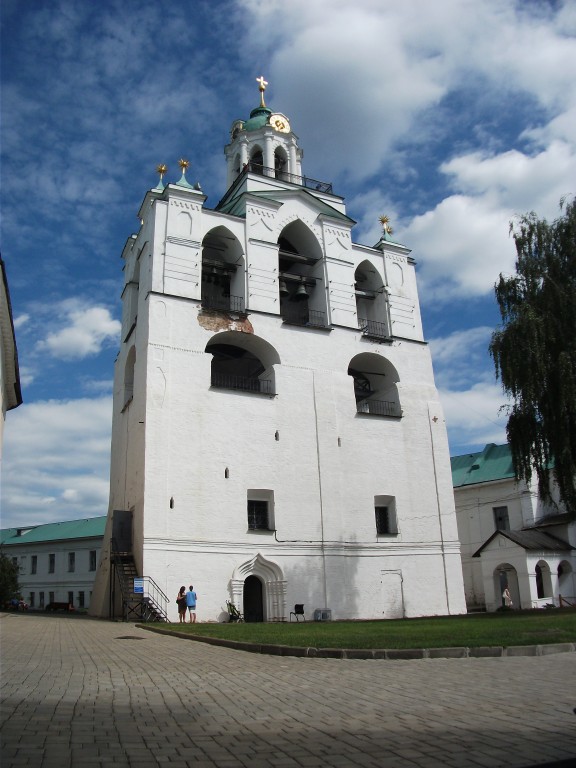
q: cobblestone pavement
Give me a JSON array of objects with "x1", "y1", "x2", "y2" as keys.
[{"x1": 1, "y1": 614, "x2": 575, "y2": 768}]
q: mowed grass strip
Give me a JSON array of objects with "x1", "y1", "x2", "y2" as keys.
[{"x1": 161, "y1": 610, "x2": 576, "y2": 649}]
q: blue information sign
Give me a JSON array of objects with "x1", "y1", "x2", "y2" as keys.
[{"x1": 134, "y1": 578, "x2": 144, "y2": 594}]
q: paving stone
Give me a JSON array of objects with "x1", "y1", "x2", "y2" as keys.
[{"x1": 1, "y1": 614, "x2": 576, "y2": 768}]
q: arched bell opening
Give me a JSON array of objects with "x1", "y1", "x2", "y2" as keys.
[
  {"x1": 277, "y1": 221, "x2": 326, "y2": 328},
  {"x1": 201, "y1": 226, "x2": 245, "y2": 313},
  {"x1": 206, "y1": 332, "x2": 279, "y2": 396},
  {"x1": 348, "y1": 352, "x2": 401, "y2": 418},
  {"x1": 355, "y1": 259, "x2": 390, "y2": 340}
]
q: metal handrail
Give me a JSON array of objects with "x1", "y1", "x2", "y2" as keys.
[
  {"x1": 211, "y1": 372, "x2": 274, "y2": 395},
  {"x1": 201, "y1": 292, "x2": 245, "y2": 313},
  {"x1": 358, "y1": 318, "x2": 390, "y2": 340},
  {"x1": 281, "y1": 306, "x2": 327, "y2": 328},
  {"x1": 217, "y1": 163, "x2": 333, "y2": 209},
  {"x1": 356, "y1": 399, "x2": 402, "y2": 418}
]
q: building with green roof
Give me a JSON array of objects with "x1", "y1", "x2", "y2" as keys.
[
  {"x1": 451, "y1": 444, "x2": 575, "y2": 612},
  {"x1": 1, "y1": 516, "x2": 106, "y2": 611}
]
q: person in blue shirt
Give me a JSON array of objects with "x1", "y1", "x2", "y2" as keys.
[{"x1": 185, "y1": 585, "x2": 197, "y2": 623}]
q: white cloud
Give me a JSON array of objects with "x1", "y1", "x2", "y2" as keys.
[
  {"x1": 37, "y1": 303, "x2": 120, "y2": 360},
  {"x1": 1, "y1": 397, "x2": 112, "y2": 528},
  {"x1": 13, "y1": 313, "x2": 29, "y2": 330},
  {"x1": 440, "y1": 382, "x2": 510, "y2": 456}
]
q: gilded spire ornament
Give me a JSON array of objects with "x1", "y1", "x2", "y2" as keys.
[
  {"x1": 256, "y1": 75, "x2": 268, "y2": 107},
  {"x1": 156, "y1": 164, "x2": 167, "y2": 182},
  {"x1": 379, "y1": 215, "x2": 394, "y2": 236},
  {"x1": 153, "y1": 163, "x2": 168, "y2": 191},
  {"x1": 176, "y1": 158, "x2": 193, "y2": 188}
]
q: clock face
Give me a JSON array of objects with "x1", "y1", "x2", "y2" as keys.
[{"x1": 270, "y1": 113, "x2": 291, "y2": 133}]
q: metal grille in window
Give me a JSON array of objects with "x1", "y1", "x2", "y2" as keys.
[
  {"x1": 375, "y1": 506, "x2": 396, "y2": 535},
  {"x1": 248, "y1": 500, "x2": 269, "y2": 530},
  {"x1": 493, "y1": 506, "x2": 510, "y2": 531}
]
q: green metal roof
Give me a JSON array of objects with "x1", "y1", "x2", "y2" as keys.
[
  {"x1": 0, "y1": 516, "x2": 107, "y2": 546},
  {"x1": 451, "y1": 443, "x2": 516, "y2": 487},
  {"x1": 243, "y1": 105, "x2": 272, "y2": 132}
]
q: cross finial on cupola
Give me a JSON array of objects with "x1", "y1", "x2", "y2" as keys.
[{"x1": 256, "y1": 75, "x2": 268, "y2": 107}]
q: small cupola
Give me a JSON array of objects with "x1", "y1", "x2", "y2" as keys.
[{"x1": 224, "y1": 76, "x2": 302, "y2": 189}]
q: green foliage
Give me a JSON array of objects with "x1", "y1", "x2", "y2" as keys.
[
  {"x1": 159, "y1": 612, "x2": 576, "y2": 649},
  {"x1": 0, "y1": 552, "x2": 21, "y2": 605},
  {"x1": 490, "y1": 198, "x2": 576, "y2": 515}
]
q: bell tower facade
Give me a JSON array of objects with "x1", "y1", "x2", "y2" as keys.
[{"x1": 90, "y1": 79, "x2": 466, "y2": 623}]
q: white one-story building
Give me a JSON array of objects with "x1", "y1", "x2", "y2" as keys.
[
  {"x1": 90, "y1": 80, "x2": 466, "y2": 623},
  {"x1": 452, "y1": 443, "x2": 575, "y2": 612}
]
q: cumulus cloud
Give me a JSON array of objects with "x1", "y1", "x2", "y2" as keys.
[
  {"x1": 1, "y1": 397, "x2": 112, "y2": 528},
  {"x1": 36, "y1": 303, "x2": 120, "y2": 360},
  {"x1": 440, "y1": 382, "x2": 509, "y2": 456}
]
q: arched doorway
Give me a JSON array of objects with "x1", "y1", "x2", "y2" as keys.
[
  {"x1": 231, "y1": 553, "x2": 287, "y2": 622},
  {"x1": 243, "y1": 575, "x2": 264, "y2": 622},
  {"x1": 493, "y1": 563, "x2": 520, "y2": 609}
]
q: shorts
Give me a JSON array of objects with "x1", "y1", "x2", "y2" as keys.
[{"x1": 188, "y1": 605, "x2": 196, "y2": 611}]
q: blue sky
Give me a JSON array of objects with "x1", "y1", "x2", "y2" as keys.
[{"x1": 1, "y1": 0, "x2": 575, "y2": 529}]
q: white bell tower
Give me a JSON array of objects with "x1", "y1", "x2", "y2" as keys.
[{"x1": 224, "y1": 76, "x2": 302, "y2": 189}]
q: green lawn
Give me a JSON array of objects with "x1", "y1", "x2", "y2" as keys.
[{"x1": 158, "y1": 610, "x2": 576, "y2": 649}]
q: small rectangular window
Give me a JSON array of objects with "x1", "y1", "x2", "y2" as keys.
[
  {"x1": 376, "y1": 507, "x2": 392, "y2": 535},
  {"x1": 68, "y1": 591, "x2": 74, "y2": 606},
  {"x1": 68, "y1": 552, "x2": 75, "y2": 573},
  {"x1": 29, "y1": 592, "x2": 35, "y2": 607},
  {"x1": 12, "y1": 557, "x2": 18, "y2": 567},
  {"x1": 49, "y1": 554, "x2": 55, "y2": 573},
  {"x1": 78, "y1": 592, "x2": 85, "y2": 608},
  {"x1": 248, "y1": 500, "x2": 269, "y2": 530},
  {"x1": 247, "y1": 490, "x2": 274, "y2": 531},
  {"x1": 493, "y1": 506, "x2": 510, "y2": 531},
  {"x1": 89, "y1": 550, "x2": 97, "y2": 571},
  {"x1": 375, "y1": 495, "x2": 398, "y2": 535},
  {"x1": 39, "y1": 592, "x2": 45, "y2": 608},
  {"x1": 31, "y1": 555, "x2": 37, "y2": 574},
  {"x1": 49, "y1": 591, "x2": 54, "y2": 604}
]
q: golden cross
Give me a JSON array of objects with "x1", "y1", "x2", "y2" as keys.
[{"x1": 256, "y1": 75, "x2": 268, "y2": 107}]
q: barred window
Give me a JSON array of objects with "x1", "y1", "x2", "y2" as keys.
[
  {"x1": 248, "y1": 500, "x2": 269, "y2": 530},
  {"x1": 493, "y1": 506, "x2": 510, "y2": 531},
  {"x1": 375, "y1": 499, "x2": 398, "y2": 536}
]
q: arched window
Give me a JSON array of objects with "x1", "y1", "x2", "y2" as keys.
[
  {"x1": 278, "y1": 221, "x2": 327, "y2": 329},
  {"x1": 201, "y1": 227, "x2": 245, "y2": 313},
  {"x1": 274, "y1": 147, "x2": 288, "y2": 181},
  {"x1": 348, "y1": 352, "x2": 401, "y2": 417},
  {"x1": 206, "y1": 332, "x2": 279, "y2": 396},
  {"x1": 250, "y1": 147, "x2": 264, "y2": 175},
  {"x1": 355, "y1": 259, "x2": 390, "y2": 340}
]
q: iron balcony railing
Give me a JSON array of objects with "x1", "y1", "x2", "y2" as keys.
[
  {"x1": 211, "y1": 372, "x2": 274, "y2": 395},
  {"x1": 358, "y1": 318, "x2": 391, "y2": 340},
  {"x1": 248, "y1": 162, "x2": 333, "y2": 193},
  {"x1": 356, "y1": 399, "x2": 402, "y2": 418},
  {"x1": 217, "y1": 163, "x2": 333, "y2": 210},
  {"x1": 201, "y1": 292, "x2": 245, "y2": 313},
  {"x1": 281, "y1": 306, "x2": 327, "y2": 328}
]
